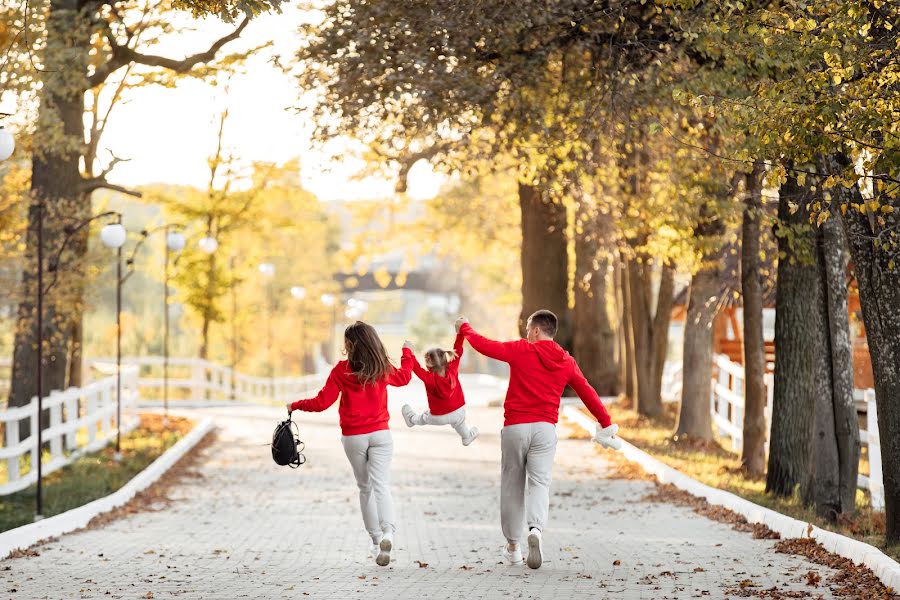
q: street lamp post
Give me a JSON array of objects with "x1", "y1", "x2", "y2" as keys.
[
  {"x1": 99, "y1": 219, "x2": 128, "y2": 458},
  {"x1": 259, "y1": 263, "x2": 275, "y2": 400},
  {"x1": 290, "y1": 286, "x2": 306, "y2": 374},
  {"x1": 162, "y1": 228, "x2": 186, "y2": 424},
  {"x1": 31, "y1": 209, "x2": 122, "y2": 521},
  {"x1": 321, "y1": 293, "x2": 337, "y2": 364}
]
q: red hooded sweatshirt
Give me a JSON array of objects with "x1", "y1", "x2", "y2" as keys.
[
  {"x1": 411, "y1": 332, "x2": 465, "y2": 416},
  {"x1": 290, "y1": 348, "x2": 414, "y2": 436},
  {"x1": 459, "y1": 323, "x2": 611, "y2": 428}
]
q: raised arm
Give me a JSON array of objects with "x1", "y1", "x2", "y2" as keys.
[
  {"x1": 410, "y1": 353, "x2": 435, "y2": 386},
  {"x1": 448, "y1": 331, "x2": 465, "y2": 376},
  {"x1": 386, "y1": 346, "x2": 415, "y2": 387},
  {"x1": 289, "y1": 367, "x2": 341, "y2": 413},
  {"x1": 568, "y1": 362, "x2": 612, "y2": 428},
  {"x1": 458, "y1": 322, "x2": 514, "y2": 363}
]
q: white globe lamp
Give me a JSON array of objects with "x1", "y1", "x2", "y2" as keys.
[
  {"x1": 166, "y1": 231, "x2": 186, "y2": 252},
  {"x1": 290, "y1": 286, "x2": 307, "y2": 300},
  {"x1": 0, "y1": 127, "x2": 14, "y2": 162},
  {"x1": 198, "y1": 235, "x2": 218, "y2": 254},
  {"x1": 100, "y1": 223, "x2": 127, "y2": 249},
  {"x1": 258, "y1": 262, "x2": 275, "y2": 277}
]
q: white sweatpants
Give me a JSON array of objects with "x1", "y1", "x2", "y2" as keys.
[
  {"x1": 410, "y1": 406, "x2": 474, "y2": 440},
  {"x1": 341, "y1": 429, "x2": 395, "y2": 543},
  {"x1": 500, "y1": 422, "x2": 558, "y2": 545}
]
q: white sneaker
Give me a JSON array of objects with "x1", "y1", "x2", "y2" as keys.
[
  {"x1": 401, "y1": 405, "x2": 416, "y2": 428},
  {"x1": 462, "y1": 426, "x2": 479, "y2": 446},
  {"x1": 501, "y1": 543, "x2": 523, "y2": 565},
  {"x1": 368, "y1": 543, "x2": 379, "y2": 558},
  {"x1": 376, "y1": 532, "x2": 393, "y2": 566},
  {"x1": 526, "y1": 528, "x2": 543, "y2": 569}
]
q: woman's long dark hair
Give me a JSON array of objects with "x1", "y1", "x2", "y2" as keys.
[{"x1": 344, "y1": 321, "x2": 393, "y2": 385}]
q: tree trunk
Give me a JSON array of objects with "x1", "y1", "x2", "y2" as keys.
[
  {"x1": 804, "y1": 226, "x2": 841, "y2": 519},
  {"x1": 766, "y1": 170, "x2": 819, "y2": 497},
  {"x1": 627, "y1": 255, "x2": 674, "y2": 417},
  {"x1": 676, "y1": 186, "x2": 729, "y2": 440},
  {"x1": 9, "y1": 1, "x2": 89, "y2": 415},
  {"x1": 68, "y1": 317, "x2": 83, "y2": 388},
  {"x1": 519, "y1": 182, "x2": 572, "y2": 349},
  {"x1": 675, "y1": 264, "x2": 720, "y2": 440},
  {"x1": 741, "y1": 165, "x2": 768, "y2": 477},
  {"x1": 820, "y1": 192, "x2": 859, "y2": 517},
  {"x1": 573, "y1": 198, "x2": 618, "y2": 395},
  {"x1": 620, "y1": 257, "x2": 637, "y2": 403},
  {"x1": 839, "y1": 172, "x2": 900, "y2": 540}
]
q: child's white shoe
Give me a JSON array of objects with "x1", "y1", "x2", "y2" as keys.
[
  {"x1": 368, "y1": 543, "x2": 379, "y2": 558},
  {"x1": 401, "y1": 404, "x2": 416, "y2": 428},
  {"x1": 462, "y1": 426, "x2": 479, "y2": 446},
  {"x1": 526, "y1": 528, "x2": 543, "y2": 569},
  {"x1": 376, "y1": 532, "x2": 393, "y2": 566},
  {"x1": 501, "y1": 542, "x2": 523, "y2": 565}
]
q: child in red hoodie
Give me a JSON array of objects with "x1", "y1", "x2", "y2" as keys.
[
  {"x1": 400, "y1": 333, "x2": 479, "y2": 445},
  {"x1": 456, "y1": 310, "x2": 621, "y2": 571},
  {"x1": 287, "y1": 321, "x2": 414, "y2": 567}
]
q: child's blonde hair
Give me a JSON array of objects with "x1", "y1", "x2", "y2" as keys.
[{"x1": 424, "y1": 347, "x2": 458, "y2": 377}]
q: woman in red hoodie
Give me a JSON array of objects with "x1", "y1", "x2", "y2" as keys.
[
  {"x1": 400, "y1": 333, "x2": 479, "y2": 445},
  {"x1": 287, "y1": 321, "x2": 414, "y2": 567}
]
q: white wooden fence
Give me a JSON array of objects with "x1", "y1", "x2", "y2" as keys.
[
  {"x1": 664, "y1": 355, "x2": 884, "y2": 510},
  {"x1": 0, "y1": 367, "x2": 139, "y2": 496},
  {"x1": 89, "y1": 356, "x2": 327, "y2": 405}
]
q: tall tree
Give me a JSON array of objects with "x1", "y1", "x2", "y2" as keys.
[
  {"x1": 740, "y1": 164, "x2": 768, "y2": 477},
  {"x1": 4, "y1": 0, "x2": 272, "y2": 408},
  {"x1": 572, "y1": 191, "x2": 618, "y2": 395},
  {"x1": 766, "y1": 171, "x2": 819, "y2": 497},
  {"x1": 518, "y1": 182, "x2": 572, "y2": 349}
]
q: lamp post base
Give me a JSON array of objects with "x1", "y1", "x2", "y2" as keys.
[
  {"x1": 113, "y1": 452, "x2": 122, "y2": 462},
  {"x1": 33, "y1": 514, "x2": 44, "y2": 523}
]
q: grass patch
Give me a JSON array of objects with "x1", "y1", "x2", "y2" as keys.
[
  {"x1": 596, "y1": 402, "x2": 900, "y2": 562},
  {"x1": 0, "y1": 414, "x2": 193, "y2": 533}
]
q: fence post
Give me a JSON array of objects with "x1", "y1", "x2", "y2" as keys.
[
  {"x1": 65, "y1": 393, "x2": 78, "y2": 451},
  {"x1": 866, "y1": 389, "x2": 884, "y2": 510},
  {"x1": 29, "y1": 397, "x2": 38, "y2": 482},
  {"x1": 6, "y1": 410, "x2": 19, "y2": 485},
  {"x1": 48, "y1": 391, "x2": 63, "y2": 461}
]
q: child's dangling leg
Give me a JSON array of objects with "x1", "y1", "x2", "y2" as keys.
[
  {"x1": 449, "y1": 408, "x2": 479, "y2": 446},
  {"x1": 401, "y1": 404, "x2": 427, "y2": 427}
]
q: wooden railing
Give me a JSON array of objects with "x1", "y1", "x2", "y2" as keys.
[
  {"x1": 666, "y1": 355, "x2": 882, "y2": 509},
  {"x1": 89, "y1": 356, "x2": 327, "y2": 404},
  {"x1": 0, "y1": 367, "x2": 139, "y2": 496}
]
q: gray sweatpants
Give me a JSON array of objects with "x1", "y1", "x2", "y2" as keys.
[
  {"x1": 500, "y1": 422, "x2": 558, "y2": 545},
  {"x1": 410, "y1": 406, "x2": 474, "y2": 440},
  {"x1": 341, "y1": 429, "x2": 395, "y2": 542}
]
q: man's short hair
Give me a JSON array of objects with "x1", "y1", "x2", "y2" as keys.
[{"x1": 527, "y1": 310, "x2": 558, "y2": 338}]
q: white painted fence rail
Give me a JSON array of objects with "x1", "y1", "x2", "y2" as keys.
[
  {"x1": 663, "y1": 355, "x2": 883, "y2": 510},
  {"x1": 0, "y1": 367, "x2": 139, "y2": 496},
  {"x1": 90, "y1": 356, "x2": 327, "y2": 405}
]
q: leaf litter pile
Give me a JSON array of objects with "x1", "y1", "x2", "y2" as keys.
[{"x1": 641, "y1": 480, "x2": 895, "y2": 597}]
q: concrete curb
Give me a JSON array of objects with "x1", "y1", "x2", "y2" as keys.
[
  {"x1": 0, "y1": 417, "x2": 215, "y2": 560},
  {"x1": 561, "y1": 405, "x2": 900, "y2": 591}
]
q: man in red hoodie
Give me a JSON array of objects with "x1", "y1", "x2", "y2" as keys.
[{"x1": 455, "y1": 310, "x2": 621, "y2": 570}]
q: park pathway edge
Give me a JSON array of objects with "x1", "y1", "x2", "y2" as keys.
[
  {"x1": 562, "y1": 404, "x2": 900, "y2": 591},
  {"x1": 0, "y1": 417, "x2": 215, "y2": 560}
]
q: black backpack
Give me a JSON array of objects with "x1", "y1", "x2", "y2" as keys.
[{"x1": 271, "y1": 417, "x2": 306, "y2": 468}]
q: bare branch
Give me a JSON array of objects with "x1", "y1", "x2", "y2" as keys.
[
  {"x1": 79, "y1": 177, "x2": 143, "y2": 197},
  {"x1": 88, "y1": 16, "x2": 250, "y2": 87}
]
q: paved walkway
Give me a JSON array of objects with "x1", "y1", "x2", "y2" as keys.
[{"x1": 2, "y1": 401, "x2": 839, "y2": 599}]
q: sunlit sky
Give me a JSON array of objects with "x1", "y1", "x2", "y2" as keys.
[{"x1": 94, "y1": 5, "x2": 445, "y2": 202}]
